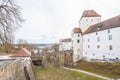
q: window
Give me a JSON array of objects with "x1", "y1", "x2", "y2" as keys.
[
  {"x1": 97, "y1": 19, "x2": 99, "y2": 21},
  {"x1": 83, "y1": 39, "x2": 85, "y2": 42},
  {"x1": 91, "y1": 19, "x2": 93, "y2": 21},
  {"x1": 88, "y1": 45, "x2": 90, "y2": 48},
  {"x1": 93, "y1": 54, "x2": 95, "y2": 56},
  {"x1": 96, "y1": 32, "x2": 98, "y2": 35},
  {"x1": 97, "y1": 45, "x2": 100, "y2": 49},
  {"x1": 116, "y1": 57, "x2": 118, "y2": 60},
  {"x1": 77, "y1": 40, "x2": 80, "y2": 43},
  {"x1": 86, "y1": 19, "x2": 88, "y2": 22},
  {"x1": 88, "y1": 38, "x2": 90, "y2": 42},
  {"x1": 109, "y1": 35, "x2": 112, "y2": 40},
  {"x1": 109, "y1": 45, "x2": 112, "y2": 50},
  {"x1": 78, "y1": 34, "x2": 80, "y2": 37},
  {"x1": 103, "y1": 55, "x2": 105, "y2": 58},
  {"x1": 97, "y1": 24, "x2": 103, "y2": 30},
  {"x1": 108, "y1": 30, "x2": 110, "y2": 33},
  {"x1": 97, "y1": 37, "x2": 100, "y2": 41}
]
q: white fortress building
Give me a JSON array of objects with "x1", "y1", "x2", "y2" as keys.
[{"x1": 59, "y1": 10, "x2": 120, "y2": 63}]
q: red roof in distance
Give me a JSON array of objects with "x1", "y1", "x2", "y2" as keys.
[{"x1": 11, "y1": 48, "x2": 31, "y2": 57}]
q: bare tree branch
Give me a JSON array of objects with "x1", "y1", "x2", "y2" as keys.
[{"x1": 0, "y1": 0, "x2": 24, "y2": 53}]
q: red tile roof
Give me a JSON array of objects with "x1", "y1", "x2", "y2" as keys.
[
  {"x1": 82, "y1": 10, "x2": 101, "y2": 17},
  {"x1": 73, "y1": 27, "x2": 82, "y2": 33},
  {"x1": 0, "y1": 54, "x2": 12, "y2": 56},
  {"x1": 84, "y1": 15, "x2": 120, "y2": 34},
  {"x1": 11, "y1": 48, "x2": 30, "y2": 57}
]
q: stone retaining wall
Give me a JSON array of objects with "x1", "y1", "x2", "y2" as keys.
[{"x1": 0, "y1": 59, "x2": 35, "y2": 80}]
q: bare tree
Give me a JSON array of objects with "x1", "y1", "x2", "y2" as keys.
[{"x1": 0, "y1": 0, "x2": 23, "y2": 53}]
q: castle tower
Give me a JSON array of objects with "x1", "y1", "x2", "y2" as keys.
[
  {"x1": 72, "y1": 28, "x2": 82, "y2": 62},
  {"x1": 79, "y1": 10, "x2": 101, "y2": 32}
]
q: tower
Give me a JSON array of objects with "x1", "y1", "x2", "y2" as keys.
[
  {"x1": 79, "y1": 10, "x2": 101, "y2": 32},
  {"x1": 72, "y1": 27, "x2": 82, "y2": 62}
]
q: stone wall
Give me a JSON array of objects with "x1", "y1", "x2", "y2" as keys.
[{"x1": 0, "y1": 59, "x2": 35, "y2": 80}]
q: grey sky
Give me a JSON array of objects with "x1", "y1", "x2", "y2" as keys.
[{"x1": 16, "y1": 0, "x2": 120, "y2": 43}]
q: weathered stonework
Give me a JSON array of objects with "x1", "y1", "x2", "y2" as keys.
[{"x1": 0, "y1": 59, "x2": 35, "y2": 80}]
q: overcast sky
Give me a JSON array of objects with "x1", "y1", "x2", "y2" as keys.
[{"x1": 15, "y1": 0, "x2": 120, "y2": 44}]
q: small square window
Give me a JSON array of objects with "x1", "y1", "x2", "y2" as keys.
[
  {"x1": 109, "y1": 45, "x2": 112, "y2": 50},
  {"x1": 88, "y1": 39, "x2": 90, "y2": 42},
  {"x1": 88, "y1": 45, "x2": 90, "y2": 48},
  {"x1": 86, "y1": 19, "x2": 88, "y2": 22},
  {"x1": 97, "y1": 37, "x2": 100, "y2": 41},
  {"x1": 96, "y1": 32, "x2": 98, "y2": 35},
  {"x1": 109, "y1": 35, "x2": 112, "y2": 40},
  {"x1": 77, "y1": 40, "x2": 80, "y2": 43},
  {"x1": 103, "y1": 55, "x2": 105, "y2": 58},
  {"x1": 91, "y1": 19, "x2": 93, "y2": 21},
  {"x1": 108, "y1": 30, "x2": 110, "y2": 33},
  {"x1": 97, "y1": 45, "x2": 100, "y2": 49}
]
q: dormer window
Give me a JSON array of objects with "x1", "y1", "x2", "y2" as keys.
[
  {"x1": 97, "y1": 27, "x2": 100, "y2": 30},
  {"x1": 97, "y1": 24, "x2": 103, "y2": 30}
]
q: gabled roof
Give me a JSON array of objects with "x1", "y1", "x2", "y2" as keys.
[
  {"x1": 81, "y1": 10, "x2": 101, "y2": 17},
  {"x1": 84, "y1": 15, "x2": 120, "y2": 34},
  {"x1": 11, "y1": 48, "x2": 31, "y2": 57},
  {"x1": 73, "y1": 27, "x2": 82, "y2": 33}
]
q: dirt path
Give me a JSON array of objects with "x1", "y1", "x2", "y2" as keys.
[{"x1": 63, "y1": 67, "x2": 112, "y2": 80}]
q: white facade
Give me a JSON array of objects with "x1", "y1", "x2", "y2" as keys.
[
  {"x1": 72, "y1": 32, "x2": 83, "y2": 62},
  {"x1": 79, "y1": 17, "x2": 101, "y2": 32},
  {"x1": 83, "y1": 27, "x2": 120, "y2": 61},
  {"x1": 59, "y1": 40, "x2": 72, "y2": 51},
  {"x1": 71, "y1": 10, "x2": 120, "y2": 62}
]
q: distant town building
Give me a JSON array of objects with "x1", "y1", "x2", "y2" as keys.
[{"x1": 59, "y1": 38, "x2": 72, "y2": 51}]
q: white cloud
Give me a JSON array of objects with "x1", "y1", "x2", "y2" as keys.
[{"x1": 16, "y1": 0, "x2": 120, "y2": 43}]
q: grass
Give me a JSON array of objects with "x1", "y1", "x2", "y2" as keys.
[
  {"x1": 67, "y1": 70, "x2": 102, "y2": 80},
  {"x1": 33, "y1": 64, "x2": 103, "y2": 80},
  {"x1": 71, "y1": 60, "x2": 120, "y2": 79}
]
